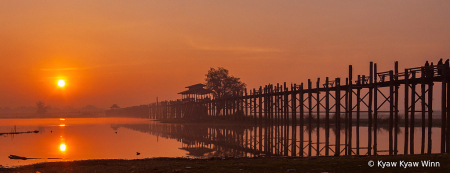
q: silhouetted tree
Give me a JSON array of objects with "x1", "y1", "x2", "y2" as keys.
[
  {"x1": 205, "y1": 67, "x2": 246, "y2": 99},
  {"x1": 36, "y1": 101, "x2": 48, "y2": 116},
  {"x1": 206, "y1": 67, "x2": 245, "y2": 115},
  {"x1": 110, "y1": 104, "x2": 120, "y2": 109}
]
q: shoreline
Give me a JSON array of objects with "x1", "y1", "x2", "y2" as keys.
[{"x1": 2, "y1": 154, "x2": 449, "y2": 173}]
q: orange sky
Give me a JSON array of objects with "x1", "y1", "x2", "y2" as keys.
[{"x1": 1, "y1": 0, "x2": 449, "y2": 109}]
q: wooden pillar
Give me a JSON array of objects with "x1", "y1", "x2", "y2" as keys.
[
  {"x1": 444, "y1": 59, "x2": 450, "y2": 153},
  {"x1": 266, "y1": 85, "x2": 271, "y2": 154},
  {"x1": 292, "y1": 84, "x2": 297, "y2": 156},
  {"x1": 210, "y1": 99, "x2": 213, "y2": 117},
  {"x1": 275, "y1": 84, "x2": 279, "y2": 155},
  {"x1": 284, "y1": 84, "x2": 289, "y2": 156},
  {"x1": 156, "y1": 98, "x2": 159, "y2": 119},
  {"x1": 389, "y1": 70, "x2": 394, "y2": 155},
  {"x1": 308, "y1": 79, "x2": 312, "y2": 156},
  {"x1": 264, "y1": 85, "x2": 268, "y2": 153},
  {"x1": 207, "y1": 100, "x2": 211, "y2": 117},
  {"x1": 280, "y1": 84, "x2": 284, "y2": 155},
  {"x1": 325, "y1": 77, "x2": 330, "y2": 156},
  {"x1": 410, "y1": 72, "x2": 416, "y2": 155},
  {"x1": 428, "y1": 65, "x2": 434, "y2": 154},
  {"x1": 394, "y1": 62, "x2": 399, "y2": 155},
  {"x1": 404, "y1": 69, "x2": 409, "y2": 155},
  {"x1": 270, "y1": 84, "x2": 275, "y2": 155},
  {"x1": 373, "y1": 63, "x2": 378, "y2": 155},
  {"x1": 235, "y1": 91, "x2": 239, "y2": 120},
  {"x1": 241, "y1": 90, "x2": 245, "y2": 121},
  {"x1": 254, "y1": 115, "x2": 257, "y2": 151},
  {"x1": 227, "y1": 95, "x2": 230, "y2": 118},
  {"x1": 368, "y1": 62, "x2": 373, "y2": 156},
  {"x1": 281, "y1": 84, "x2": 284, "y2": 155},
  {"x1": 223, "y1": 96, "x2": 226, "y2": 117},
  {"x1": 356, "y1": 75, "x2": 361, "y2": 156},
  {"x1": 245, "y1": 89, "x2": 248, "y2": 121},
  {"x1": 233, "y1": 91, "x2": 237, "y2": 120},
  {"x1": 316, "y1": 78, "x2": 321, "y2": 156},
  {"x1": 299, "y1": 83, "x2": 304, "y2": 157},
  {"x1": 348, "y1": 65, "x2": 353, "y2": 156},
  {"x1": 213, "y1": 96, "x2": 216, "y2": 117},
  {"x1": 442, "y1": 61, "x2": 447, "y2": 153},
  {"x1": 345, "y1": 78, "x2": 348, "y2": 155},
  {"x1": 259, "y1": 86, "x2": 263, "y2": 151},
  {"x1": 335, "y1": 78, "x2": 341, "y2": 156},
  {"x1": 253, "y1": 88, "x2": 257, "y2": 125},
  {"x1": 421, "y1": 67, "x2": 426, "y2": 154},
  {"x1": 446, "y1": 60, "x2": 450, "y2": 154},
  {"x1": 155, "y1": 103, "x2": 158, "y2": 119}
]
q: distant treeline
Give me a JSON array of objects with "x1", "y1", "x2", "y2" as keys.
[{"x1": 0, "y1": 105, "x2": 104, "y2": 118}]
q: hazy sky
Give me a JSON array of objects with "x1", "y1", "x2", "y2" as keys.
[{"x1": 1, "y1": 0, "x2": 449, "y2": 108}]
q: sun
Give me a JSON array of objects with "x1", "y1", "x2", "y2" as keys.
[
  {"x1": 58, "y1": 80, "x2": 65, "y2": 87},
  {"x1": 60, "y1": 144, "x2": 66, "y2": 151}
]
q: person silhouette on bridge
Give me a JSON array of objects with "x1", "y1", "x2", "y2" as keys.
[
  {"x1": 424, "y1": 61, "x2": 430, "y2": 78},
  {"x1": 438, "y1": 59, "x2": 443, "y2": 75}
]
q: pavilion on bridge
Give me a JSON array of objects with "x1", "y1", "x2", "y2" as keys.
[{"x1": 177, "y1": 83, "x2": 214, "y2": 102}]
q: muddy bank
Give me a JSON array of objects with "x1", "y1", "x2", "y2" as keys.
[{"x1": 2, "y1": 154, "x2": 449, "y2": 173}]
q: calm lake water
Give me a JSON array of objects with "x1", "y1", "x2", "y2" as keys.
[
  {"x1": 0, "y1": 117, "x2": 443, "y2": 167},
  {"x1": 0, "y1": 118, "x2": 188, "y2": 167}
]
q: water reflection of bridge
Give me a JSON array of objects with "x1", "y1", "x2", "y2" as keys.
[
  {"x1": 113, "y1": 123, "x2": 262, "y2": 157},
  {"x1": 112, "y1": 122, "x2": 414, "y2": 157}
]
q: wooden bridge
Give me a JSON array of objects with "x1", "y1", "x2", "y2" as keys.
[{"x1": 106, "y1": 59, "x2": 450, "y2": 157}]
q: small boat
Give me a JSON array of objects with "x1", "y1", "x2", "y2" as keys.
[
  {"x1": 8, "y1": 155, "x2": 28, "y2": 160},
  {"x1": 8, "y1": 155, "x2": 40, "y2": 160}
]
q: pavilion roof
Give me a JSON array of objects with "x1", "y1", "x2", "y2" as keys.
[
  {"x1": 185, "y1": 83, "x2": 207, "y2": 89},
  {"x1": 178, "y1": 87, "x2": 213, "y2": 95}
]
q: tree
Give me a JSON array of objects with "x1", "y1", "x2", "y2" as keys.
[
  {"x1": 206, "y1": 67, "x2": 246, "y2": 116},
  {"x1": 36, "y1": 101, "x2": 48, "y2": 115},
  {"x1": 205, "y1": 67, "x2": 246, "y2": 98},
  {"x1": 110, "y1": 104, "x2": 120, "y2": 109}
]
